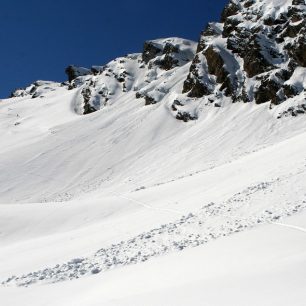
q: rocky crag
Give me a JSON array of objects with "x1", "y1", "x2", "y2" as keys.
[{"x1": 10, "y1": 0, "x2": 306, "y2": 121}]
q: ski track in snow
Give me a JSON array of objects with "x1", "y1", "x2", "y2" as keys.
[
  {"x1": 271, "y1": 222, "x2": 306, "y2": 234},
  {"x1": 2, "y1": 173, "x2": 306, "y2": 288},
  {"x1": 114, "y1": 193, "x2": 183, "y2": 215}
]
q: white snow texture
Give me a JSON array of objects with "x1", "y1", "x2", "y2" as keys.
[{"x1": 1, "y1": 0, "x2": 306, "y2": 305}]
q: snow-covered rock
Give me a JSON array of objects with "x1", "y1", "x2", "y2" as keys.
[
  {"x1": 10, "y1": 81, "x2": 64, "y2": 99},
  {"x1": 181, "y1": 0, "x2": 306, "y2": 119},
  {"x1": 67, "y1": 38, "x2": 197, "y2": 115},
  {"x1": 9, "y1": 1, "x2": 305, "y2": 121},
  {"x1": 1, "y1": 1, "x2": 306, "y2": 305}
]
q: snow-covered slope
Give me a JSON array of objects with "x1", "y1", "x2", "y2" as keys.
[
  {"x1": 2, "y1": 212, "x2": 306, "y2": 306},
  {"x1": 1, "y1": 0, "x2": 306, "y2": 305}
]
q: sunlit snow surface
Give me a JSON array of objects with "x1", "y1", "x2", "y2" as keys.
[{"x1": 1, "y1": 6, "x2": 306, "y2": 303}]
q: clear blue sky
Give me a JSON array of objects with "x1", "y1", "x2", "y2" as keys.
[{"x1": 0, "y1": 0, "x2": 228, "y2": 98}]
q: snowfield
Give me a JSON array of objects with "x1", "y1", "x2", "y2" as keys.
[
  {"x1": 1, "y1": 78, "x2": 306, "y2": 304},
  {"x1": 1, "y1": 0, "x2": 306, "y2": 302}
]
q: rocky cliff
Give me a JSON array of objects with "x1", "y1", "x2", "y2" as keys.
[{"x1": 181, "y1": 0, "x2": 306, "y2": 118}]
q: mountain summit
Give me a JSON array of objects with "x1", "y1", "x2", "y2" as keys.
[
  {"x1": 184, "y1": 0, "x2": 306, "y2": 108},
  {"x1": 10, "y1": 0, "x2": 306, "y2": 121}
]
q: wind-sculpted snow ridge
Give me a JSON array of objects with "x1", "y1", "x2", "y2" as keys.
[{"x1": 3, "y1": 173, "x2": 306, "y2": 287}]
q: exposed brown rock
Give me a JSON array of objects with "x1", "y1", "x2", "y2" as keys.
[
  {"x1": 81, "y1": 87, "x2": 97, "y2": 115},
  {"x1": 204, "y1": 47, "x2": 227, "y2": 84},
  {"x1": 142, "y1": 42, "x2": 162, "y2": 64},
  {"x1": 254, "y1": 77, "x2": 282, "y2": 104},
  {"x1": 176, "y1": 111, "x2": 197, "y2": 122},
  {"x1": 243, "y1": 37, "x2": 274, "y2": 78},
  {"x1": 163, "y1": 43, "x2": 179, "y2": 54},
  {"x1": 244, "y1": 0, "x2": 255, "y2": 8},
  {"x1": 283, "y1": 84, "x2": 300, "y2": 98},
  {"x1": 292, "y1": 0, "x2": 305, "y2": 5},
  {"x1": 282, "y1": 20, "x2": 305, "y2": 38},
  {"x1": 204, "y1": 46, "x2": 235, "y2": 96},
  {"x1": 223, "y1": 17, "x2": 242, "y2": 38},
  {"x1": 157, "y1": 55, "x2": 179, "y2": 71},
  {"x1": 287, "y1": 30, "x2": 306, "y2": 67},
  {"x1": 182, "y1": 55, "x2": 213, "y2": 98},
  {"x1": 220, "y1": 1, "x2": 240, "y2": 23},
  {"x1": 183, "y1": 78, "x2": 212, "y2": 98},
  {"x1": 145, "y1": 95, "x2": 157, "y2": 105},
  {"x1": 65, "y1": 65, "x2": 91, "y2": 83}
]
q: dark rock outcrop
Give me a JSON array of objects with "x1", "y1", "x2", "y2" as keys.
[
  {"x1": 182, "y1": 54, "x2": 213, "y2": 98},
  {"x1": 220, "y1": 1, "x2": 240, "y2": 23},
  {"x1": 277, "y1": 103, "x2": 306, "y2": 119},
  {"x1": 144, "y1": 95, "x2": 157, "y2": 106},
  {"x1": 81, "y1": 87, "x2": 97, "y2": 115},
  {"x1": 292, "y1": 0, "x2": 305, "y2": 5},
  {"x1": 181, "y1": 0, "x2": 305, "y2": 111},
  {"x1": 204, "y1": 47, "x2": 227, "y2": 84},
  {"x1": 22, "y1": 0, "x2": 304, "y2": 123},
  {"x1": 65, "y1": 65, "x2": 92, "y2": 83},
  {"x1": 176, "y1": 111, "x2": 197, "y2": 122},
  {"x1": 142, "y1": 39, "x2": 196, "y2": 71},
  {"x1": 157, "y1": 55, "x2": 179, "y2": 71},
  {"x1": 243, "y1": 38, "x2": 275, "y2": 78},
  {"x1": 255, "y1": 77, "x2": 282, "y2": 104},
  {"x1": 287, "y1": 32, "x2": 306, "y2": 67},
  {"x1": 135, "y1": 91, "x2": 157, "y2": 105},
  {"x1": 183, "y1": 78, "x2": 212, "y2": 98},
  {"x1": 142, "y1": 42, "x2": 162, "y2": 64}
]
